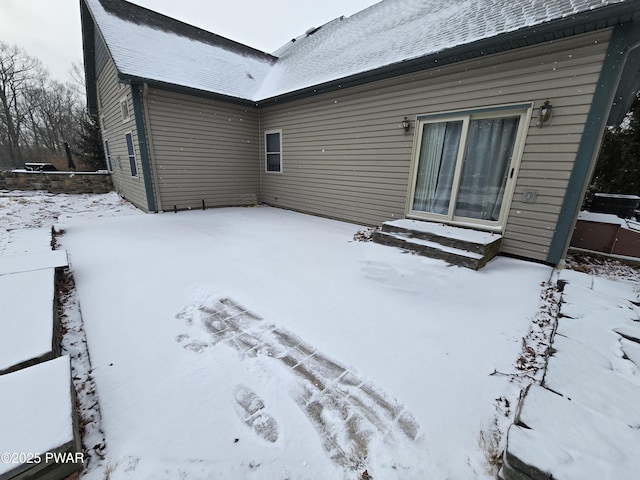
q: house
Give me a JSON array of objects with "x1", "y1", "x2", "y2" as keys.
[{"x1": 80, "y1": 0, "x2": 640, "y2": 266}]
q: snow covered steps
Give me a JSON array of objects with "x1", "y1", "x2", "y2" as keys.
[
  {"x1": 0, "y1": 240, "x2": 68, "y2": 374},
  {"x1": 372, "y1": 219, "x2": 502, "y2": 269},
  {"x1": 0, "y1": 268, "x2": 61, "y2": 375},
  {"x1": 0, "y1": 228, "x2": 81, "y2": 479}
]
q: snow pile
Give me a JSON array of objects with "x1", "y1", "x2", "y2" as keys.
[{"x1": 503, "y1": 269, "x2": 640, "y2": 479}]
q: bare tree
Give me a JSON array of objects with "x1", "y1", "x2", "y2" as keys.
[
  {"x1": 0, "y1": 41, "x2": 45, "y2": 167},
  {"x1": 0, "y1": 42, "x2": 86, "y2": 170},
  {"x1": 68, "y1": 60, "x2": 86, "y2": 98}
]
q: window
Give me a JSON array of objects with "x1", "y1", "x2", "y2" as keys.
[
  {"x1": 125, "y1": 132, "x2": 138, "y2": 177},
  {"x1": 103, "y1": 140, "x2": 112, "y2": 171},
  {"x1": 120, "y1": 98, "x2": 130, "y2": 122},
  {"x1": 265, "y1": 130, "x2": 282, "y2": 173},
  {"x1": 408, "y1": 104, "x2": 531, "y2": 228}
]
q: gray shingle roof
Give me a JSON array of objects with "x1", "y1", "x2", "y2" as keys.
[{"x1": 85, "y1": 0, "x2": 633, "y2": 102}]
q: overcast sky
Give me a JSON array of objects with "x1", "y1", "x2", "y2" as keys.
[{"x1": 0, "y1": 0, "x2": 378, "y2": 83}]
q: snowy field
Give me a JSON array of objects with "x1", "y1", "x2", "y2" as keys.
[{"x1": 0, "y1": 191, "x2": 554, "y2": 479}]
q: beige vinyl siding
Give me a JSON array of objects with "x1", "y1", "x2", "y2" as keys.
[
  {"x1": 145, "y1": 89, "x2": 260, "y2": 211},
  {"x1": 260, "y1": 29, "x2": 611, "y2": 261},
  {"x1": 97, "y1": 59, "x2": 149, "y2": 210}
]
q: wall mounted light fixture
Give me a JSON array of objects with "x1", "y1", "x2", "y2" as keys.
[
  {"x1": 538, "y1": 100, "x2": 553, "y2": 127},
  {"x1": 400, "y1": 116, "x2": 412, "y2": 132}
]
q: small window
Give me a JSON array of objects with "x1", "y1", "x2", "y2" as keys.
[
  {"x1": 120, "y1": 98, "x2": 130, "y2": 122},
  {"x1": 125, "y1": 132, "x2": 138, "y2": 177},
  {"x1": 265, "y1": 130, "x2": 282, "y2": 173},
  {"x1": 104, "y1": 140, "x2": 112, "y2": 172}
]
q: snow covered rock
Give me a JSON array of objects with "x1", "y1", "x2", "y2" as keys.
[{"x1": 502, "y1": 271, "x2": 640, "y2": 479}]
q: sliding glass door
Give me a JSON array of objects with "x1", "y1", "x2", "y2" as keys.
[{"x1": 408, "y1": 104, "x2": 530, "y2": 229}]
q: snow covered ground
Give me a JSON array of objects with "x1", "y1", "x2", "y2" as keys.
[
  {"x1": 1, "y1": 190, "x2": 555, "y2": 479},
  {"x1": 503, "y1": 268, "x2": 640, "y2": 479}
]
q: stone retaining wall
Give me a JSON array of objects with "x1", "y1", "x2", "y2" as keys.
[
  {"x1": 0, "y1": 170, "x2": 112, "y2": 194},
  {"x1": 500, "y1": 272, "x2": 640, "y2": 479}
]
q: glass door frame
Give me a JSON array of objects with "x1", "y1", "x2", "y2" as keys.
[{"x1": 405, "y1": 103, "x2": 533, "y2": 232}]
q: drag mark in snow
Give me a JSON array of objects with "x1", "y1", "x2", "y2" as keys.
[{"x1": 175, "y1": 298, "x2": 421, "y2": 469}]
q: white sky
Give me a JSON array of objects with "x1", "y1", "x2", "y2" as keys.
[{"x1": 0, "y1": 0, "x2": 378, "y2": 83}]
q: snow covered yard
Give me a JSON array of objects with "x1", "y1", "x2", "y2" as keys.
[
  {"x1": 1, "y1": 191, "x2": 553, "y2": 479},
  {"x1": 502, "y1": 267, "x2": 640, "y2": 479}
]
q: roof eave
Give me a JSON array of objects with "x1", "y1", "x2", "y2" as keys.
[
  {"x1": 256, "y1": 1, "x2": 640, "y2": 107},
  {"x1": 117, "y1": 74, "x2": 260, "y2": 107},
  {"x1": 80, "y1": 0, "x2": 99, "y2": 115}
]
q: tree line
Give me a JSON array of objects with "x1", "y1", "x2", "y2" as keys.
[
  {"x1": 0, "y1": 41, "x2": 103, "y2": 171},
  {"x1": 587, "y1": 91, "x2": 640, "y2": 200}
]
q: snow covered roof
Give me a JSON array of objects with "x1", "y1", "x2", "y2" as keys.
[
  {"x1": 256, "y1": 0, "x2": 631, "y2": 100},
  {"x1": 84, "y1": 0, "x2": 276, "y2": 101},
  {"x1": 84, "y1": 0, "x2": 634, "y2": 103}
]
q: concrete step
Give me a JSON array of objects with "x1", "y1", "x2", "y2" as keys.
[{"x1": 372, "y1": 219, "x2": 502, "y2": 270}]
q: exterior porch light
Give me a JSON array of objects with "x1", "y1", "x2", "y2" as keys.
[
  {"x1": 538, "y1": 100, "x2": 553, "y2": 127},
  {"x1": 401, "y1": 116, "x2": 412, "y2": 132}
]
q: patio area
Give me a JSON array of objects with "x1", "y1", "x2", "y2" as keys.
[{"x1": 52, "y1": 201, "x2": 551, "y2": 479}]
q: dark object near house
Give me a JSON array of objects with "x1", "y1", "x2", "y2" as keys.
[
  {"x1": 64, "y1": 141, "x2": 76, "y2": 170},
  {"x1": 590, "y1": 193, "x2": 640, "y2": 219},
  {"x1": 24, "y1": 163, "x2": 58, "y2": 172}
]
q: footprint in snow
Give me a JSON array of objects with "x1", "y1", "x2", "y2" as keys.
[{"x1": 233, "y1": 384, "x2": 279, "y2": 443}]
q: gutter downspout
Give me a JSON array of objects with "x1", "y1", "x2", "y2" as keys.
[
  {"x1": 546, "y1": 21, "x2": 640, "y2": 265},
  {"x1": 130, "y1": 84, "x2": 157, "y2": 212},
  {"x1": 142, "y1": 83, "x2": 163, "y2": 212},
  {"x1": 258, "y1": 107, "x2": 263, "y2": 204}
]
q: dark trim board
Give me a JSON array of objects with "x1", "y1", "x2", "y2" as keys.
[
  {"x1": 547, "y1": 19, "x2": 640, "y2": 265},
  {"x1": 80, "y1": 0, "x2": 98, "y2": 115},
  {"x1": 130, "y1": 85, "x2": 157, "y2": 212}
]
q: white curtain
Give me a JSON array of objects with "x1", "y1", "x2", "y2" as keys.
[
  {"x1": 454, "y1": 117, "x2": 519, "y2": 221},
  {"x1": 413, "y1": 121, "x2": 461, "y2": 214}
]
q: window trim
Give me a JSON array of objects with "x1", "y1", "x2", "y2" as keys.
[
  {"x1": 406, "y1": 103, "x2": 533, "y2": 231},
  {"x1": 103, "y1": 139, "x2": 112, "y2": 172},
  {"x1": 124, "y1": 131, "x2": 138, "y2": 177},
  {"x1": 264, "y1": 129, "x2": 283, "y2": 173}
]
